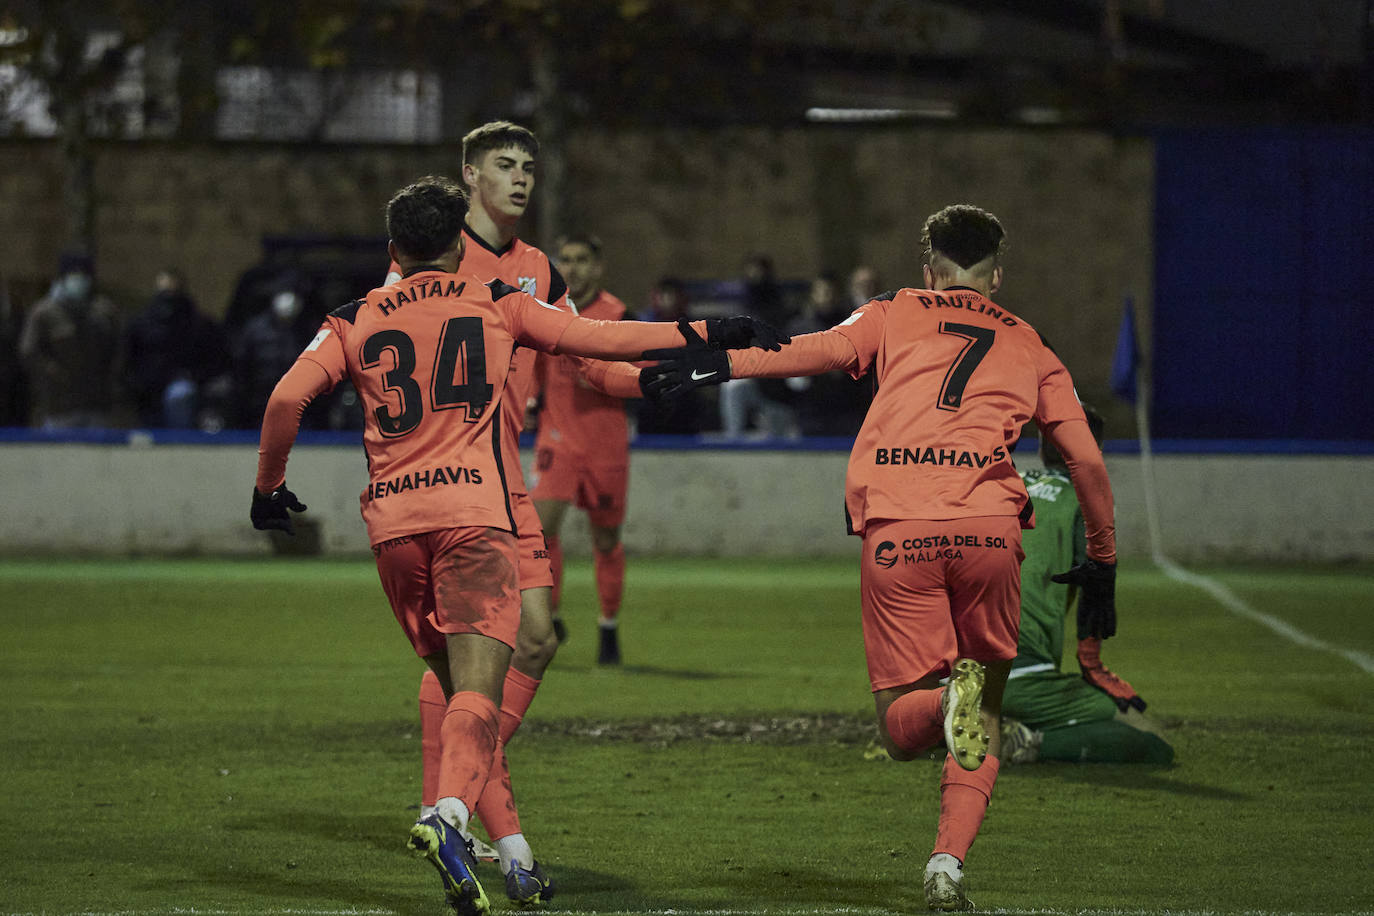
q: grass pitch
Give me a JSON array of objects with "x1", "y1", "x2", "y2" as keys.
[{"x1": 0, "y1": 556, "x2": 1370, "y2": 915}]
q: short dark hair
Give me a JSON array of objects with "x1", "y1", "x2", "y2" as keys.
[
  {"x1": 557, "y1": 232, "x2": 603, "y2": 258},
  {"x1": 922, "y1": 205, "x2": 1006, "y2": 269},
  {"x1": 1042, "y1": 404, "x2": 1105, "y2": 470},
  {"x1": 386, "y1": 176, "x2": 468, "y2": 262},
  {"x1": 462, "y1": 120, "x2": 539, "y2": 165}
]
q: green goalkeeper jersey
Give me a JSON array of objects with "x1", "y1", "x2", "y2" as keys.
[{"x1": 1014, "y1": 467, "x2": 1087, "y2": 672}]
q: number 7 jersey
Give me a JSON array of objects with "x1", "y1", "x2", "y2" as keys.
[
  {"x1": 300, "y1": 268, "x2": 580, "y2": 544},
  {"x1": 835, "y1": 286, "x2": 1084, "y2": 533}
]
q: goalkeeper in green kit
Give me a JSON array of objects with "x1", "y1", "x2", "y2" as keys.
[{"x1": 999, "y1": 407, "x2": 1174, "y2": 765}]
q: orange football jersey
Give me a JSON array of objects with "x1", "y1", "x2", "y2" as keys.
[
  {"x1": 834, "y1": 287, "x2": 1085, "y2": 532},
  {"x1": 387, "y1": 226, "x2": 572, "y2": 497},
  {"x1": 297, "y1": 269, "x2": 577, "y2": 543},
  {"x1": 532, "y1": 290, "x2": 630, "y2": 463},
  {"x1": 731, "y1": 287, "x2": 1089, "y2": 534},
  {"x1": 459, "y1": 228, "x2": 570, "y2": 497},
  {"x1": 266, "y1": 269, "x2": 691, "y2": 545}
]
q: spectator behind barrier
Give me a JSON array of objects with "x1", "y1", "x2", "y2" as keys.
[
  {"x1": 18, "y1": 251, "x2": 122, "y2": 429},
  {"x1": 232, "y1": 283, "x2": 315, "y2": 429},
  {"x1": 124, "y1": 269, "x2": 231, "y2": 429},
  {"x1": 720, "y1": 253, "x2": 798, "y2": 438},
  {"x1": 635, "y1": 276, "x2": 709, "y2": 435}
]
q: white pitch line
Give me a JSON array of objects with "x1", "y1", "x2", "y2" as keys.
[{"x1": 1155, "y1": 556, "x2": 1374, "y2": 675}]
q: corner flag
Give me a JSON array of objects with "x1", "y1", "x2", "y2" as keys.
[{"x1": 1109, "y1": 298, "x2": 1139, "y2": 404}]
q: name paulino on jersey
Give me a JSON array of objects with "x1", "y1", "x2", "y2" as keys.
[
  {"x1": 914, "y1": 291, "x2": 1019, "y2": 327},
  {"x1": 367, "y1": 464, "x2": 483, "y2": 501}
]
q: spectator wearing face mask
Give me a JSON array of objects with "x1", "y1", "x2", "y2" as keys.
[
  {"x1": 232, "y1": 283, "x2": 313, "y2": 429},
  {"x1": 19, "y1": 251, "x2": 123, "y2": 429}
]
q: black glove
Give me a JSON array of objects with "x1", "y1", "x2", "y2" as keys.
[
  {"x1": 703, "y1": 316, "x2": 790, "y2": 351},
  {"x1": 251, "y1": 484, "x2": 308, "y2": 535},
  {"x1": 639, "y1": 347, "x2": 731, "y2": 402},
  {"x1": 1051, "y1": 558, "x2": 1117, "y2": 639}
]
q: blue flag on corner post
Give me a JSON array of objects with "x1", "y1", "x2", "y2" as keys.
[{"x1": 1110, "y1": 298, "x2": 1138, "y2": 404}]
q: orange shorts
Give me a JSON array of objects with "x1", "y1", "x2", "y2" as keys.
[
  {"x1": 530, "y1": 444, "x2": 628, "y2": 529},
  {"x1": 373, "y1": 526, "x2": 520, "y2": 657},
  {"x1": 860, "y1": 517, "x2": 1024, "y2": 692},
  {"x1": 511, "y1": 491, "x2": 554, "y2": 590}
]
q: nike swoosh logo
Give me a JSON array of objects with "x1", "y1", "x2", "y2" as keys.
[{"x1": 690, "y1": 369, "x2": 717, "y2": 380}]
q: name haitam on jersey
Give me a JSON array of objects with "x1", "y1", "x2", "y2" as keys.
[
  {"x1": 378, "y1": 279, "x2": 467, "y2": 316},
  {"x1": 367, "y1": 465, "x2": 483, "y2": 501},
  {"x1": 874, "y1": 445, "x2": 1010, "y2": 468}
]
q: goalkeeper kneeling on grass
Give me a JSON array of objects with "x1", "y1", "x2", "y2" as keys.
[{"x1": 999, "y1": 406, "x2": 1173, "y2": 765}]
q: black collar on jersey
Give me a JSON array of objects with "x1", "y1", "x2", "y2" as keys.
[
  {"x1": 401, "y1": 265, "x2": 446, "y2": 279},
  {"x1": 944, "y1": 285, "x2": 982, "y2": 294},
  {"x1": 463, "y1": 223, "x2": 516, "y2": 258}
]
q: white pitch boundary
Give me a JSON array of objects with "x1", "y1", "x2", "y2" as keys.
[
  {"x1": 1126, "y1": 362, "x2": 1373, "y2": 677},
  {"x1": 1154, "y1": 555, "x2": 1374, "y2": 675}
]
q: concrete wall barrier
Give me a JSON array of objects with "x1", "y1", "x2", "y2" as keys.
[{"x1": 3, "y1": 441, "x2": 1370, "y2": 563}]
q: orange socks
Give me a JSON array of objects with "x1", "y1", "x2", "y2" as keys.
[
  {"x1": 421, "y1": 668, "x2": 541, "y2": 828},
  {"x1": 884, "y1": 688, "x2": 944, "y2": 756},
  {"x1": 594, "y1": 544, "x2": 625, "y2": 620},
  {"x1": 418, "y1": 669, "x2": 446, "y2": 808},
  {"x1": 473, "y1": 745, "x2": 522, "y2": 841},
  {"x1": 547, "y1": 536, "x2": 563, "y2": 610},
  {"x1": 437, "y1": 691, "x2": 501, "y2": 812},
  {"x1": 499, "y1": 667, "x2": 542, "y2": 745},
  {"x1": 933, "y1": 753, "x2": 1000, "y2": 862}
]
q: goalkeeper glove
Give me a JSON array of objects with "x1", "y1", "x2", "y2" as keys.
[
  {"x1": 251, "y1": 484, "x2": 308, "y2": 535},
  {"x1": 702, "y1": 316, "x2": 790, "y2": 351},
  {"x1": 1051, "y1": 557, "x2": 1117, "y2": 639},
  {"x1": 1077, "y1": 637, "x2": 1147, "y2": 712}
]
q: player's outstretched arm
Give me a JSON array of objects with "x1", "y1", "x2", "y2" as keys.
[
  {"x1": 252, "y1": 358, "x2": 332, "y2": 536},
  {"x1": 569, "y1": 357, "x2": 646, "y2": 400},
  {"x1": 496, "y1": 278, "x2": 788, "y2": 359},
  {"x1": 727, "y1": 328, "x2": 858, "y2": 378},
  {"x1": 1046, "y1": 417, "x2": 1117, "y2": 638},
  {"x1": 636, "y1": 325, "x2": 860, "y2": 401}
]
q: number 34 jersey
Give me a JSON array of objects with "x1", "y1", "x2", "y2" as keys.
[
  {"x1": 300, "y1": 268, "x2": 579, "y2": 544},
  {"x1": 836, "y1": 286, "x2": 1083, "y2": 532}
]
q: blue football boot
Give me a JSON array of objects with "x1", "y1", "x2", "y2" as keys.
[
  {"x1": 408, "y1": 813, "x2": 490, "y2": 915},
  {"x1": 505, "y1": 859, "x2": 555, "y2": 908}
]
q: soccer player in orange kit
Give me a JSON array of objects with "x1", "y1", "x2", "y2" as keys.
[
  {"x1": 383, "y1": 122, "x2": 639, "y2": 887},
  {"x1": 530, "y1": 233, "x2": 634, "y2": 664},
  {"x1": 251, "y1": 176, "x2": 783, "y2": 913},
  {"x1": 639, "y1": 204, "x2": 1118, "y2": 911}
]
